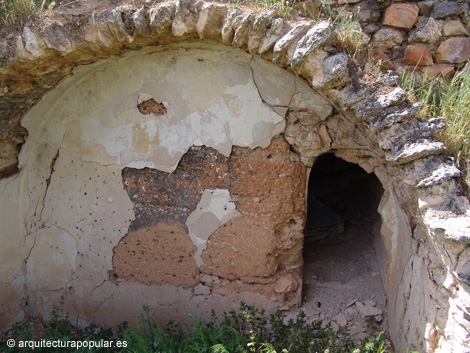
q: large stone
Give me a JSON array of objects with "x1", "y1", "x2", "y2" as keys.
[
  {"x1": 258, "y1": 18, "x2": 285, "y2": 54},
  {"x1": 425, "y1": 210, "x2": 470, "y2": 243},
  {"x1": 372, "y1": 27, "x2": 404, "y2": 50},
  {"x1": 132, "y1": 6, "x2": 150, "y2": 35},
  {"x1": 221, "y1": 8, "x2": 242, "y2": 45},
  {"x1": 148, "y1": 4, "x2": 176, "y2": 35},
  {"x1": 419, "y1": 65, "x2": 454, "y2": 80},
  {"x1": 172, "y1": 0, "x2": 202, "y2": 37},
  {"x1": 354, "y1": 0, "x2": 381, "y2": 23},
  {"x1": 382, "y1": 3, "x2": 420, "y2": 30},
  {"x1": 356, "y1": 87, "x2": 407, "y2": 119},
  {"x1": 247, "y1": 4, "x2": 280, "y2": 54},
  {"x1": 387, "y1": 140, "x2": 446, "y2": 164},
  {"x1": 291, "y1": 21, "x2": 335, "y2": 71},
  {"x1": 312, "y1": 53, "x2": 349, "y2": 89},
  {"x1": 402, "y1": 45, "x2": 433, "y2": 66},
  {"x1": 232, "y1": 13, "x2": 254, "y2": 48},
  {"x1": 443, "y1": 19, "x2": 469, "y2": 37},
  {"x1": 273, "y1": 22, "x2": 312, "y2": 64},
  {"x1": 436, "y1": 38, "x2": 470, "y2": 64},
  {"x1": 417, "y1": 163, "x2": 461, "y2": 188},
  {"x1": 196, "y1": 3, "x2": 227, "y2": 41},
  {"x1": 417, "y1": 0, "x2": 435, "y2": 17},
  {"x1": 433, "y1": 1, "x2": 468, "y2": 19},
  {"x1": 408, "y1": 17, "x2": 443, "y2": 44}
]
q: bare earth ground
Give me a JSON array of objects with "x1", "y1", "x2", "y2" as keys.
[{"x1": 287, "y1": 218, "x2": 391, "y2": 349}]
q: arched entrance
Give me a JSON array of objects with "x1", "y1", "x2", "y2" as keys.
[{"x1": 302, "y1": 153, "x2": 386, "y2": 340}]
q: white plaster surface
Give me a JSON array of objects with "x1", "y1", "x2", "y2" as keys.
[
  {"x1": 186, "y1": 189, "x2": 241, "y2": 267},
  {"x1": 17, "y1": 46, "x2": 293, "y2": 172}
]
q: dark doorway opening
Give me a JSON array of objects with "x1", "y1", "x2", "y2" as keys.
[{"x1": 302, "y1": 153, "x2": 387, "y2": 340}]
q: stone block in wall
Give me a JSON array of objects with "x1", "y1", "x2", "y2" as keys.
[
  {"x1": 433, "y1": 1, "x2": 468, "y2": 19},
  {"x1": 354, "y1": 0, "x2": 381, "y2": 23},
  {"x1": 417, "y1": 0, "x2": 435, "y2": 17},
  {"x1": 382, "y1": 3, "x2": 420, "y2": 30},
  {"x1": 443, "y1": 19, "x2": 469, "y2": 36},
  {"x1": 408, "y1": 17, "x2": 443, "y2": 44},
  {"x1": 436, "y1": 37, "x2": 470, "y2": 63},
  {"x1": 419, "y1": 64, "x2": 454, "y2": 80},
  {"x1": 402, "y1": 44, "x2": 433, "y2": 66},
  {"x1": 372, "y1": 27, "x2": 404, "y2": 50}
]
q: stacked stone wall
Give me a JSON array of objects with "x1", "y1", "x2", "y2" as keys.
[{"x1": 295, "y1": 0, "x2": 469, "y2": 79}]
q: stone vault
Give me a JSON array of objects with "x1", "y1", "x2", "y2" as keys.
[{"x1": 1, "y1": 1, "x2": 470, "y2": 352}]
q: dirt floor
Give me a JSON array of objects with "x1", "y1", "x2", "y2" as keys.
[{"x1": 287, "y1": 215, "x2": 390, "y2": 348}]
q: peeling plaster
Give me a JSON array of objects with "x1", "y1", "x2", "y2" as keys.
[{"x1": 186, "y1": 189, "x2": 241, "y2": 267}]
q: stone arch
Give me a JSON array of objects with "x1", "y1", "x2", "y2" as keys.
[{"x1": 0, "y1": 1, "x2": 469, "y2": 352}]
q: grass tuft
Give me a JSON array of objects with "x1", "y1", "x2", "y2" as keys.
[
  {"x1": 400, "y1": 65, "x2": 470, "y2": 176},
  {"x1": 0, "y1": 0, "x2": 37, "y2": 26}
]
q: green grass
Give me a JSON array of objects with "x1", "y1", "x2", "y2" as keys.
[
  {"x1": 0, "y1": 303, "x2": 391, "y2": 353},
  {"x1": 0, "y1": 0, "x2": 82, "y2": 26},
  {"x1": 0, "y1": 0, "x2": 37, "y2": 26},
  {"x1": 400, "y1": 66, "x2": 470, "y2": 175}
]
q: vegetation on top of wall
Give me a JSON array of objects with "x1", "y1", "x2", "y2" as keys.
[
  {"x1": 0, "y1": 0, "x2": 80, "y2": 26},
  {"x1": 401, "y1": 67, "x2": 470, "y2": 178},
  {"x1": 0, "y1": 303, "x2": 393, "y2": 353}
]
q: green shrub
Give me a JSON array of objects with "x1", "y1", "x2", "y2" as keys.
[{"x1": 1, "y1": 303, "x2": 391, "y2": 353}]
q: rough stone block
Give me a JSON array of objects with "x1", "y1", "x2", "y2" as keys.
[
  {"x1": 382, "y1": 3, "x2": 419, "y2": 30},
  {"x1": 273, "y1": 22, "x2": 312, "y2": 64},
  {"x1": 258, "y1": 18, "x2": 285, "y2": 54},
  {"x1": 433, "y1": 1, "x2": 468, "y2": 19},
  {"x1": 312, "y1": 53, "x2": 349, "y2": 89},
  {"x1": 436, "y1": 37, "x2": 470, "y2": 64},
  {"x1": 387, "y1": 140, "x2": 446, "y2": 165},
  {"x1": 443, "y1": 19, "x2": 469, "y2": 36},
  {"x1": 247, "y1": 4, "x2": 280, "y2": 54},
  {"x1": 402, "y1": 45, "x2": 433, "y2": 66},
  {"x1": 419, "y1": 64, "x2": 454, "y2": 80},
  {"x1": 291, "y1": 21, "x2": 334, "y2": 71},
  {"x1": 196, "y1": 3, "x2": 227, "y2": 41},
  {"x1": 408, "y1": 17, "x2": 443, "y2": 44},
  {"x1": 372, "y1": 27, "x2": 404, "y2": 50}
]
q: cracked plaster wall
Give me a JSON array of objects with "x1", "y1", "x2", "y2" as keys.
[{"x1": 0, "y1": 44, "x2": 322, "y2": 330}]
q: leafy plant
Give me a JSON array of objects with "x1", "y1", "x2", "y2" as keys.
[{"x1": 1, "y1": 302, "x2": 391, "y2": 353}]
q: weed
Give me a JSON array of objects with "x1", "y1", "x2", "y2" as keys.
[
  {"x1": 0, "y1": 0, "x2": 37, "y2": 26},
  {"x1": 400, "y1": 65, "x2": 470, "y2": 176},
  {"x1": 1, "y1": 302, "x2": 391, "y2": 353}
]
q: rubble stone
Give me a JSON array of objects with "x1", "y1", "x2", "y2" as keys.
[
  {"x1": 382, "y1": 3, "x2": 420, "y2": 30},
  {"x1": 402, "y1": 45, "x2": 433, "y2": 66},
  {"x1": 436, "y1": 37, "x2": 470, "y2": 63}
]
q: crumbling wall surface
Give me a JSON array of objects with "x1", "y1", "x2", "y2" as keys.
[
  {"x1": 0, "y1": 1, "x2": 469, "y2": 352},
  {"x1": 0, "y1": 44, "x2": 316, "y2": 332}
]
